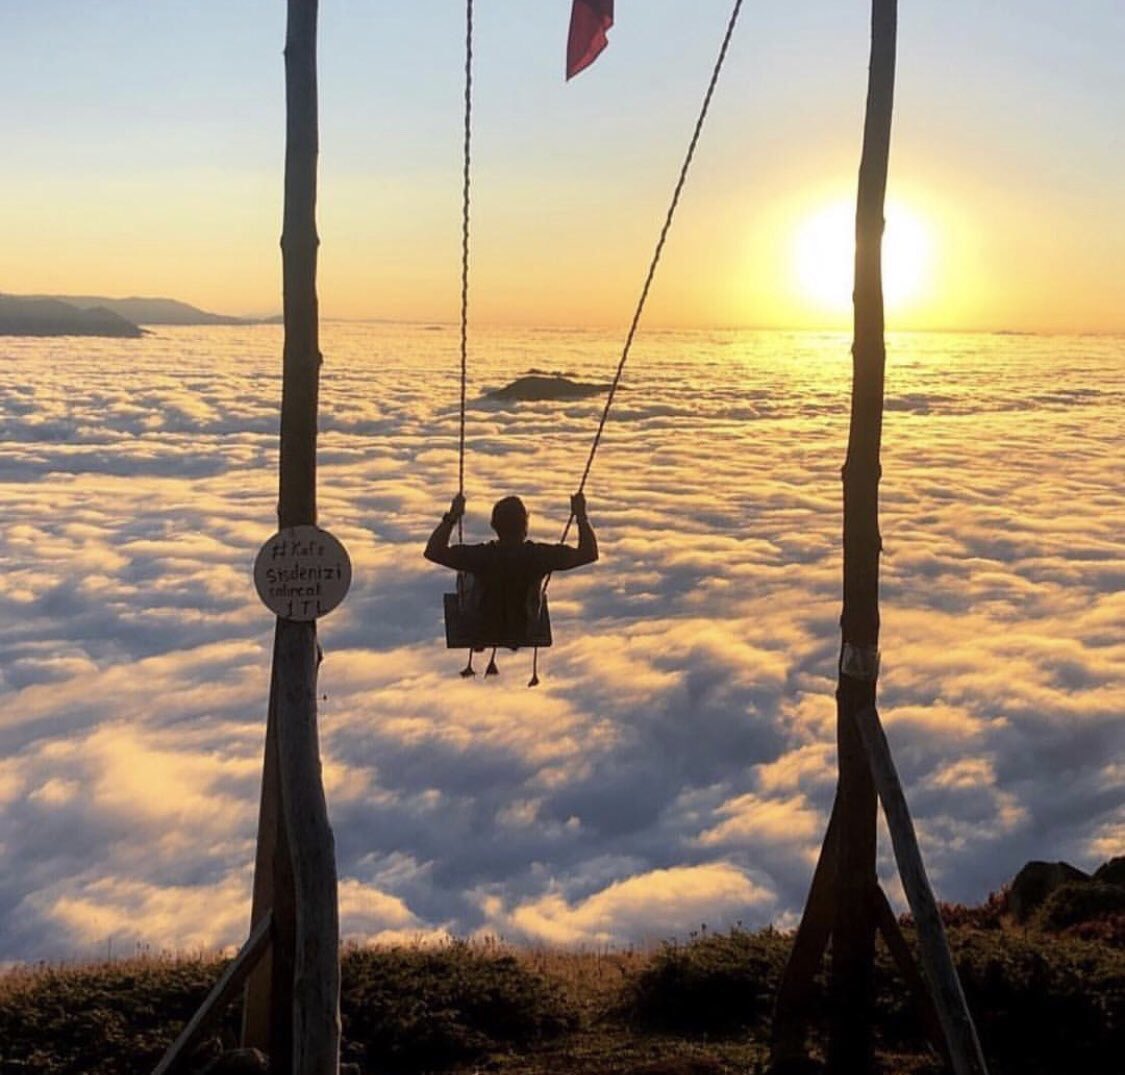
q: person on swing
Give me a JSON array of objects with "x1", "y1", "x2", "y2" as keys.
[{"x1": 424, "y1": 492, "x2": 598, "y2": 658}]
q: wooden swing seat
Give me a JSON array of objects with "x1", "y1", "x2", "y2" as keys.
[{"x1": 443, "y1": 591, "x2": 552, "y2": 651}]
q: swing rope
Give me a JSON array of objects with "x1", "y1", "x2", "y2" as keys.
[
  {"x1": 456, "y1": 0, "x2": 475, "y2": 676},
  {"x1": 457, "y1": 0, "x2": 474, "y2": 546},
  {"x1": 453, "y1": 0, "x2": 746, "y2": 683},
  {"x1": 530, "y1": 0, "x2": 745, "y2": 688},
  {"x1": 557, "y1": 0, "x2": 746, "y2": 546}
]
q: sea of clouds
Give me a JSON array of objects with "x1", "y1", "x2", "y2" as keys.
[{"x1": 0, "y1": 323, "x2": 1122, "y2": 961}]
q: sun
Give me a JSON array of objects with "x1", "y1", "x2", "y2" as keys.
[{"x1": 792, "y1": 199, "x2": 934, "y2": 316}]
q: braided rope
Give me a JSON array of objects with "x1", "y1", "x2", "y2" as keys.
[
  {"x1": 451, "y1": 0, "x2": 745, "y2": 682},
  {"x1": 529, "y1": 0, "x2": 745, "y2": 686},
  {"x1": 457, "y1": 0, "x2": 474, "y2": 544},
  {"x1": 557, "y1": 0, "x2": 745, "y2": 549}
]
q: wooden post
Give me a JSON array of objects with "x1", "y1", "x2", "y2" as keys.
[
  {"x1": 276, "y1": 620, "x2": 340, "y2": 1074},
  {"x1": 769, "y1": 9, "x2": 986, "y2": 1073},
  {"x1": 244, "y1": 2, "x2": 342, "y2": 1072},
  {"x1": 154, "y1": 5, "x2": 337, "y2": 1073},
  {"x1": 828, "y1": 2, "x2": 897, "y2": 1072}
]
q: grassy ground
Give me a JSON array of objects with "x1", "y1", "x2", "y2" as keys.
[{"x1": 1, "y1": 916, "x2": 1122, "y2": 1074}]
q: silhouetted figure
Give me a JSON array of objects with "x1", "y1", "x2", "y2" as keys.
[{"x1": 425, "y1": 493, "x2": 598, "y2": 672}]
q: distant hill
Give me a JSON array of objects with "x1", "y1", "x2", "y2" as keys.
[
  {"x1": 486, "y1": 373, "x2": 611, "y2": 402},
  {"x1": 0, "y1": 295, "x2": 144, "y2": 338},
  {"x1": 23, "y1": 294, "x2": 252, "y2": 326}
]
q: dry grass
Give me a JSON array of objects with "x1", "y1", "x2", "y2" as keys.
[{"x1": 2, "y1": 923, "x2": 1123, "y2": 1074}]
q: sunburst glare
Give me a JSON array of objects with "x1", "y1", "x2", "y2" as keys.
[{"x1": 792, "y1": 199, "x2": 934, "y2": 316}]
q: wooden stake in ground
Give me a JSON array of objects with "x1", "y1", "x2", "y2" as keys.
[{"x1": 242, "y1": 644, "x2": 297, "y2": 1065}]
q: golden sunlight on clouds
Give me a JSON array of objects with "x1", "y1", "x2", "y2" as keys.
[
  {"x1": 499, "y1": 864, "x2": 775, "y2": 947},
  {"x1": 2, "y1": 323, "x2": 1123, "y2": 960},
  {"x1": 337, "y1": 879, "x2": 423, "y2": 944},
  {"x1": 55, "y1": 876, "x2": 253, "y2": 954}
]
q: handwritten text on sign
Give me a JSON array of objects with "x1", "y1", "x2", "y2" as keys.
[{"x1": 254, "y1": 525, "x2": 352, "y2": 621}]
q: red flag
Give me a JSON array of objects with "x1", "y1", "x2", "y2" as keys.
[{"x1": 566, "y1": 0, "x2": 613, "y2": 80}]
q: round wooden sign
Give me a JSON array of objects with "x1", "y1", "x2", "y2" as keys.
[{"x1": 254, "y1": 525, "x2": 352, "y2": 621}]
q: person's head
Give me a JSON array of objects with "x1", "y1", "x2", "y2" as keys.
[{"x1": 490, "y1": 496, "x2": 529, "y2": 541}]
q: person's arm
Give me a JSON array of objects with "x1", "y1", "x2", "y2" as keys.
[
  {"x1": 424, "y1": 494, "x2": 467, "y2": 568},
  {"x1": 543, "y1": 492, "x2": 599, "y2": 571},
  {"x1": 573, "y1": 492, "x2": 598, "y2": 566}
]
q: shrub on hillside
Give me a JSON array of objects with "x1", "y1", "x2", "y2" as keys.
[
  {"x1": 1038, "y1": 881, "x2": 1125, "y2": 932},
  {"x1": 620, "y1": 921, "x2": 1125, "y2": 1075},
  {"x1": 623, "y1": 928, "x2": 791, "y2": 1036},
  {"x1": 0, "y1": 957, "x2": 232, "y2": 1074},
  {"x1": 899, "y1": 890, "x2": 1009, "y2": 933},
  {"x1": 949, "y1": 929, "x2": 1125, "y2": 1075},
  {"x1": 1063, "y1": 914, "x2": 1125, "y2": 947},
  {"x1": 340, "y1": 940, "x2": 575, "y2": 1072}
]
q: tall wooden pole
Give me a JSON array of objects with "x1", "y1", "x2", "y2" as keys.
[
  {"x1": 828, "y1": 2, "x2": 896, "y2": 1073},
  {"x1": 770, "y1": 9, "x2": 985, "y2": 1073},
  {"x1": 280, "y1": 0, "x2": 321, "y2": 529},
  {"x1": 274, "y1": 1, "x2": 340, "y2": 1071}
]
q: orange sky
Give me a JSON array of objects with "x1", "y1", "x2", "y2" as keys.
[{"x1": 1, "y1": 2, "x2": 1122, "y2": 333}]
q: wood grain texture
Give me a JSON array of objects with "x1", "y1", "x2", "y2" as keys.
[
  {"x1": 275, "y1": 4, "x2": 341, "y2": 1072},
  {"x1": 276, "y1": 618, "x2": 340, "y2": 1074}
]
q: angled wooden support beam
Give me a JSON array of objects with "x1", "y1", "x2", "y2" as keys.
[
  {"x1": 153, "y1": 911, "x2": 274, "y2": 1075},
  {"x1": 770, "y1": 794, "x2": 840, "y2": 1063},
  {"x1": 853, "y1": 705, "x2": 989, "y2": 1075},
  {"x1": 241, "y1": 638, "x2": 297, "y2": 1066},
  {"x1": 873, "y1": 885, "x2": 952, "y2": 1071}
]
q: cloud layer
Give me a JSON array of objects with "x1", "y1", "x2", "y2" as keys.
[{"x1": 1, "y1": 324, "x2": 1122, "y2": 960}]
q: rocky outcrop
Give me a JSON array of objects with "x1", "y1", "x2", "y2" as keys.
[
  {"x1": 1093, "y1": 856, "x2": 1125, "y2": 887},
  {"x1": 1005, "y1": 855, "x2": 1125, "y2": 935},
  {"x1": 1040, "y1": 880, "x2": 1125, "y2": 931},
  {"x1": 1008, "y1": 860, "x2": 1090, "y2": 922}
]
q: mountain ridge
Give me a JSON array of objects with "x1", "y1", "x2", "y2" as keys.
[
  {"x1": 0, "y1": 292, "x2": 277, "y2": 337},
  {"x1": 18, "y1": 294, "x2": 255, "y2": 326},
  {"x1": 0, "y1": 294, "x2": 145, "y2": 338}
]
